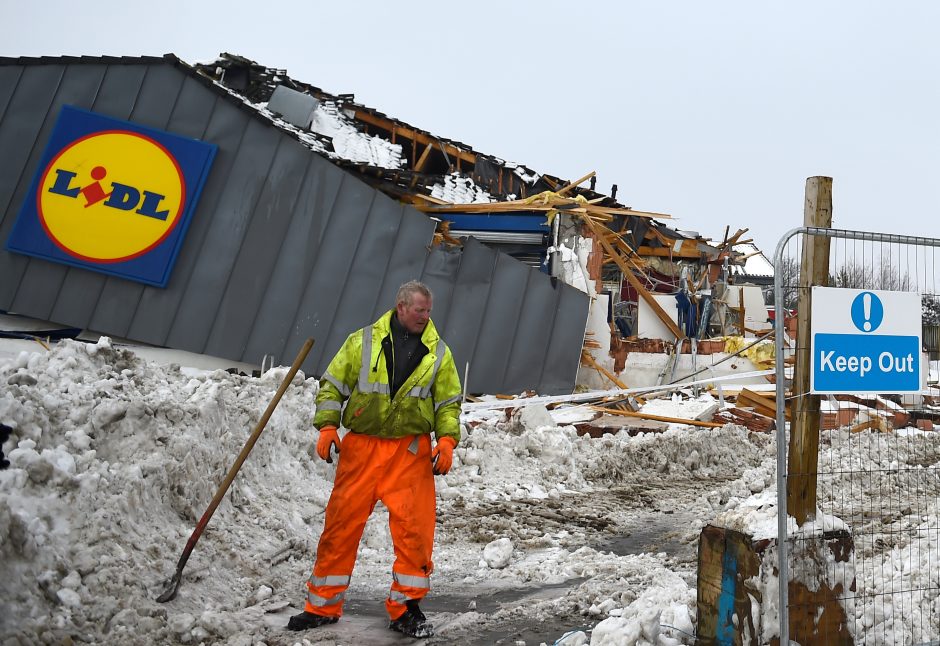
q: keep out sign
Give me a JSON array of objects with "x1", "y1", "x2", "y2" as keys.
[
  {"x1": 811, "y1": 286, "x2": 923, "y2": 394},
  {"x1": 6, "y1": 106, "x2": 216, "y2": 287}
]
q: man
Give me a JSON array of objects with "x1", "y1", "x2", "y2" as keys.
[{"x1": 288, "y1": 280, "x2": 462, "y2": 639}]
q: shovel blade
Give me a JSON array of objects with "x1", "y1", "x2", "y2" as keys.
[{"x1": 156, "y1": 568, "x2": 183, "y2": 603}]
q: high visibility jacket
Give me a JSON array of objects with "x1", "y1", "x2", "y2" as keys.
[{"x1": 314, "y1": 310, "x2": 462, "y2": 443}]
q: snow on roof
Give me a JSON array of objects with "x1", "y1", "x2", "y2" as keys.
[
  {"x1": 731, "y1": 242, "x2": 775, "y2": 278},
  {"x1": 309, "y1": 100, "x2": 404, "y2": 168},
  {"x1": 430, "y1": 173, "x2": 492, "y2": 204}
]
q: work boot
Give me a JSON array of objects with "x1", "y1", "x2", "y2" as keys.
[
  {"x1": 388, "y1": 599, "x2": 434, "y2": 638},
  {"x1": 286, "y1": 610, "x2": 338, "y2": 631}
]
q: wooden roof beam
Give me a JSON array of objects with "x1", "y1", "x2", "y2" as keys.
[
  {"x1": 352, "y1": 109, "x2": 477, "y2": 166},
  {"x1": 581, "y1": 217, "x2": 685, "y2": 340}
]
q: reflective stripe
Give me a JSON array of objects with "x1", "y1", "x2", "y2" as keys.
[
  {"x1": 364, "y1": 382, "x2": 390, "y2": 395},
  {"x1": 358, "y1": 325, "x2": 373, "y2": 390},
  {"x1": 318, "y1": 400, "x2": 342, "y2": 412},
  {"x1": 393, "y1": 572, "x2": 430, "y2": 589},
  {"x1": 357, "y1": 326, "x2": 391, "y2": 394},
  {"x1": 307, "y1": 589, "x2": 345, "y2": 607},
  {"x1": 404, "y1": 385, "x2": 423, "y2": 398},
  {"x1": 419, "y1": 341, "x2": 447, "y2": 398},
  {"x1": 408, "y1": 436, "x2": 419, "y2": 455},
  {"x1": 435, "y1": 394, "x2": 460, "y2": 412},
  {"x1": 309, "y1": 574, "x2": 350, "y2": 587},
  {"x1": 388, "y1": 589, "x2": 411, "y2": 603},
  {"x1": 323, "y1": 372, "x2": 351, "y2": 398}
]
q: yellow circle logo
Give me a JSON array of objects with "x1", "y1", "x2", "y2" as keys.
[{"x1": 38, "y1": 130, "x2": 185, "y2": 263}]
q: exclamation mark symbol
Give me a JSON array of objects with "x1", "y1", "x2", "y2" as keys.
[{"x1": 863, "y1": 293, "x2": 872, "y2": 331}]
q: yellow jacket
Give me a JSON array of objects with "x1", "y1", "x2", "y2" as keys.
[{"x1": 314, "y1": 310, "x2": 462, "y2": 443}]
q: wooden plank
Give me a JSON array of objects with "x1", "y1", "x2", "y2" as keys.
[
  {"x1": 581, "y1": 350, "x2": 628, "y2": 389},
  {"x1": 636, "y1": 245, "x2": 704, "y2": 259},
  {"x1": 414, "y1": 142, "x2": 433, "y2": 173},
  {"x1": 587, "y1": 406, "x2": 724, "y2": 428},
  {"x1": 556, "y1": 171, "x2": 596, "y2": 196},
  {"x1": 737, "y1": 388, "x2": 792, "y2": 421},
  {"x1": 788, "y1": 176, "x2": 833, "y2": 525}
]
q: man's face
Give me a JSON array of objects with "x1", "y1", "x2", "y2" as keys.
[{"x1": 397, "y1": 293, "x2": 432, "y2": 335}]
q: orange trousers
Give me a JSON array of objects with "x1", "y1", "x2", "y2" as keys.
[{"x1": 303, "y1": 432, "x2": 436, "y2": 620}]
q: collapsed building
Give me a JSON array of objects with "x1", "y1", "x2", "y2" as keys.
[
  {"x1": 193, "y1": 54, "x2": 774, "y2": 390},
  {"x1": 0, "y1": 52, "x2": 773, "y2": 396}
]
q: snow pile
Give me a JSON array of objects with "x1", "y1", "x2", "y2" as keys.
[
  {"x1": 0, "y1": 338, "x2": 331, "y2": 644},
  {"x1": 429, "y1": 173, "x2": 492, "y2": 204},
  {"x1": 309, "y1": 101, "x2": 404, "y2": 168}
]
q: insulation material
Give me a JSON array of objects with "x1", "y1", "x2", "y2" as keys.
[{"x1": 723, "y1": 336, "x2": 776, "y2": 370}]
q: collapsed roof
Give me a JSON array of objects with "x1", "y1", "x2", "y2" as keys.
[{"x1": 192, "y1": 54, "x2": 746, "y2": 273}]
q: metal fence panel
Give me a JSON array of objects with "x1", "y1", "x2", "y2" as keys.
[{"x1": 775, "y1": 227, "x2": 940, "y2": 645}]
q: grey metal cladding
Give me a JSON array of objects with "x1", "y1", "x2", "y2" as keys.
[
  {"x1": 470, "y1": 251, "x2": 530, "y2": 390},
  {"x1": 306, "y1": 173, "x2": 377, "y2": 366},
  {"x1": 439, "y1": 238, "x2": 496, "y2": 393},
  {"x1": 328, "y1": 196, "x2": 402, "y2": 342},
  {"x1": 10, "y1": 64, "x2": 109, "y2": 321},
  {"x1": 539, "y1": 284, "x2": 589, "y2": 394},
  {"x1": 0, "y1": 64, "x2": 66, "y2": 306},
  {"x1": 423, "y1": 237, "x2": 588, "y2": 395},
  {"x1": 279, "y1": 162, "x2": 346, "y2": 369},
  {"x1": 204, "y1": 137, "x2": 312, "y2": 360},
  {"x1": 419, "y1": 245, "x2": 462, "y2": 331},
  {"x1": 256, "y1": 161, "x2": 345, "y2": 366},
  {"x1": 502, "y1": 272, "x2": 558, "y2": 394},
  {"x1": 0, "y1": 56, "x2": 590, "y2": 395}
]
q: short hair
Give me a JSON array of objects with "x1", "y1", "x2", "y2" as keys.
[{"x1": 396, "y1": 280, "x2": 432, "y2": 306}]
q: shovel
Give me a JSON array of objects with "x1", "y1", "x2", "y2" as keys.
[{"x1": 157, "y1": 337, "x2": 314, "y2": 602}]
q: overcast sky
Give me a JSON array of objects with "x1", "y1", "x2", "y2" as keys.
[{"x1": 3, "y1": 1, "x2": 938, "y2": 253}]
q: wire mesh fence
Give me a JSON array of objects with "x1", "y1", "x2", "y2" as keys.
[{"x1": 774, "y1": 227, "x2": 940, "y2": 645}]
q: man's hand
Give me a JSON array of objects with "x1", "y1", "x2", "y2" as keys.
[
  {"x1": 431, "y1": 436, "x2": 457, "y2": 475},
  {"x1": 316, "y1": 426, "x2": 341, "y2": 463}
]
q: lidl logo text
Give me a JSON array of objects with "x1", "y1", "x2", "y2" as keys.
[{"x1": 47, "y1": 167, "x2": 171, "y2": 220}]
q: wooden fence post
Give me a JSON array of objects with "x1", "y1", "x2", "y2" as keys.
[{"x1": 787, "y1": 176, "x2": 833, "y2": 525}]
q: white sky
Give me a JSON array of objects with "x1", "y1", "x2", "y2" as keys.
[{"x1": 3, "y1": 0, "x2": 938, "y2": 253}]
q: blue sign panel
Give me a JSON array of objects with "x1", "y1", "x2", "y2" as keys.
[
  {"x1": 813, "y1": 333, "x2": 920, "y2": 392},
  {"x1": 811, "y1": 287, "x2": 922, "y2": 394},
  {"x1": 6, "y1": 105, "x2": 217, "y2": 287}
]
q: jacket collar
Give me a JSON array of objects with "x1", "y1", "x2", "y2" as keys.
[{"x1": 374, "y1": 309, "x2": 440, "y2": 348}]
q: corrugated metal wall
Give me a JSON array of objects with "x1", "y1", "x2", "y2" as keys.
[{"x1": 0, "y1": 56, "x2": 588, "y2": 394}]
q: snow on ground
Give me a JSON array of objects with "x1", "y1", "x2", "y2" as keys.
[{"x1": 0, "y1": 339, "x2": 938, "y2": 645}]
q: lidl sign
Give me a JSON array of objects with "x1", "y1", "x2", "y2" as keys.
[
  {"x1": 811, "y1": 286, "x2": 923, "y2": 394},
  {"x1": 6, "y1": 106, "x2": 216, "y2": 287}
]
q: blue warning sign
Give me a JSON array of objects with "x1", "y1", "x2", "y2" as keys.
[{"x1": 811, "y1": 287, "x2": 922, "y2": 394}]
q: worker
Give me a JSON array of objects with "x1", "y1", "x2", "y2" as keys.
[{"x1": 287, "y1": 280, "x2": 462, "y2": 639}]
